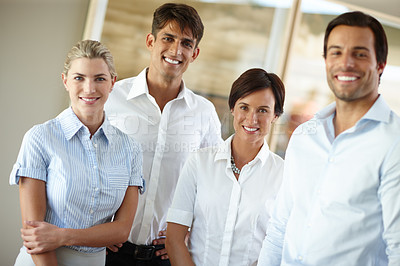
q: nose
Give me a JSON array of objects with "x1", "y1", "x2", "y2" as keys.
[
  {"x1": 83, "y1": 80, "x2": 96, "y2": 94},
  {"x1": 170, "y1": 41, "x2": 182, "y2": 56},
  {"x1": 341, "y1": 51, "x2": 355, "y2": 68},
  {"x1": 247, "y1": 110, "x2": 258, "y2": 124}
]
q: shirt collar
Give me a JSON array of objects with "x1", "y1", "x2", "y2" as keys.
[
  {"x1": 126, "y1": 67, "x2": 193, "y2": 110},
  {"x1": 214, "y1": 134, "x2": 270, "y2": 167},
  {"x1": 58, "y1": 107, "x2": 115, "y2": 142},
  {"x1": 315, "y1": 95, "x2": 391, "y2": 124}
]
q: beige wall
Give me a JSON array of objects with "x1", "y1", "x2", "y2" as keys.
[{"x1": 0, "y1": 0, "x2": 89, "y2": 264}]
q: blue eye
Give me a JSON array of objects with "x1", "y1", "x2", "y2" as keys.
[{"x1": 74, "y1": 76, "x2": 83, "y2": 81}]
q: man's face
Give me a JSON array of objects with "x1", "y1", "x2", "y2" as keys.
[
  {"x1": 325, "y1": 25, "x2": 385, "y2": 104},
  {"x1": 146, "y1": 20, "x2": 199, "y2": 81}
]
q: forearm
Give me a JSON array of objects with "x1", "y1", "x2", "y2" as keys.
[
  {"x1": 166, "y1": 223, "x2": 194, "y2": 266},
  {"x1": 60, "y1": 186, "x2": 138, "y2": 247},
  {"x1": 31, "y1": 251, "x2": 58, "y2": 266},
  {"x1": 60, "y1": 220, "x2": 131, "y2": 247}
]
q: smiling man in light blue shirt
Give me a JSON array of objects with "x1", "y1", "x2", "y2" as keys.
[{"x1": 258, "y1": 11, "x2": 400, "y2": 266}]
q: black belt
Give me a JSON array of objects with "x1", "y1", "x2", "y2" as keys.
[{"x1": 119, "y1": 241, "x2": 164, "y2": 261}]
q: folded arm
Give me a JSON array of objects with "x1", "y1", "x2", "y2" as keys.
[
  {"x1": 19, "y1": 177, "x2": 58, "y2": 265},
  {"x1": 22, "y1": 186, "x2": 139, "y2": 254}
]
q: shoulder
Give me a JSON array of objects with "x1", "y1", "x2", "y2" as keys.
[
  {"x1": 109, "y1": 124, "x2": 142, "y2": 152},
  {"x1": 268, "y1": 151, "x2": 284, "y2": 168},
  {"x1": 184, "y1": 88, "x2": 217, "y2": 111},
  {"x1": 108, "y1": 77, "x2": 137, "y2": 99},
  {"x1": 24, "y1": 118, "x2": 59, "y2": 141}
]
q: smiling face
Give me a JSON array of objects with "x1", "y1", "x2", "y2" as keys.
[
  {"x1": 231, "y1": 88, "x2": 278, "y2": 147},
  {"x1": 325, "y1": 25, "x2": 385, "y2": 104},
  {"x1": 62, "y1": 57, "x2": 115, "y2": 122},
  {"x1": 146, "y1": 20, "x2": 200, "y2": 82}
]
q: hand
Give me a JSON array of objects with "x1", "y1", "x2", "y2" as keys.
[
  {"x1": 106, "y1": 243, "x2": 123, "y2": 254},
  {"x1": 21, "y1": 221, "x2": 63, "y2": 254},
  {"x1": 152, "y1": 230, "x2": 169, "y2": 260}
]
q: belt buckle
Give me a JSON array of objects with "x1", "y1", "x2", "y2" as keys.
[{"x1": 134, "y1": 245, "x2": 156, "y2": 261}]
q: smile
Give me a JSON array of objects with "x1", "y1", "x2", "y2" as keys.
[
  {"x1": 336, "y1": 75, "x2": 358, "y2": 81},
  {"x1": 80, "y1": 97, "x2": 99, "y2": 103},
  {"x1": 164, "y1": 57, "x2": 180, "y2": 65},
  {"x1": 243, "y1": 126, "x2": 258, "y2": 132}
]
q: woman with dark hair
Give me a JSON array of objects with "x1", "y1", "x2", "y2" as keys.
[{"x1": 165, "y1": 68, "x2": 285, "y2": 266}]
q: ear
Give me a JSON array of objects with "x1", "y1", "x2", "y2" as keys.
[
  {"x1": 146, "y1": 33, "x2": 155, "y2": 51},
  {"x1": 110, "y1": 76, "x2": 117, "y2": 93},
  {"x1": 61, "y1": 73, "x2": 68, "y2": 91},
  {"x1": 377, "y1": 62, "x2": 386, "y2": 75},
  {"x1": 272, "y1": 114, "x2": 279, "y2": 124},
  {"x1": 190, "y1": 47, "x2": 200, "y2": 62}
]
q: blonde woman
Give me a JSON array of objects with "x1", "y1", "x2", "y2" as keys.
[{"x1": 10, "y1": 40, "x2": 143, "y2": 266}]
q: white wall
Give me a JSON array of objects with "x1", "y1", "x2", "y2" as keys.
[{"x1": 0, "y1": 0, "x2": 89, "y2": 264}]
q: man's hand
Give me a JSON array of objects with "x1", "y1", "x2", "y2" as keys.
[
  {"x1": 21, "y1": 221, "x2": 63, "y2": 254},
  {"x1": 153, "y1": 230, "x2": 169, "y2": 260},
  {"x1": 106, "y1": 243, "x2": 123, "y2": 254}
]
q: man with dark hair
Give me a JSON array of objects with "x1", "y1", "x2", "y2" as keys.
[
  {"x1": 105, "y1": 3, "x2": 222, "y2": 265},
  {"x1": 258, "y1": 11, "x2": 400, "y2": 265}
]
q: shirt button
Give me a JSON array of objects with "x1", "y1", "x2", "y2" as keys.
[
  {"x1": 90, "y1": 209, "x2": 94, "y2": 214},
  {"x1": 93, "y1": 143, "x2": 98, "y2": 148},
  {"x1": 93, "y1": 165, "x2": 97, "y2": 169},
  {"x1": 95, "y1": 187, "x2": 99, "y2": 191},
  {"x1": 298, "y1": 255, "x2": 303, "y2": 261},
  {"x1": 329, "y1": 157, "x2": 334, "y2": 162}
]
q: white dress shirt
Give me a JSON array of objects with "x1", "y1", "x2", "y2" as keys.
[
  {"x1": 105, "y1": 68, "x2": 222, "y2": 245},
  {"x1": 258, "y1": 96, "x2": 400, "y2": 266},
  {"x1": 167, "y1": 135, "x2": 284, "y2": 266}
]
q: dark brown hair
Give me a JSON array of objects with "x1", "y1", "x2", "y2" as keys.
[
  {"x1": 228, "y1": 68, "x2": 285, "y2": 117},
  {"x1": 323, "y1": 11, "x2": 387, "y2": 66},
  {"x1": 152, "y1": 3, "x2": 204, "y2": 48}
]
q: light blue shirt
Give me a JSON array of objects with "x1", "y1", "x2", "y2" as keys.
[
  {"x1": 258, "y1": 96, "x2": 400, "y2": 266},
  {"x1": 10, "y1": 107, "x2": 144, "y2": 253}
]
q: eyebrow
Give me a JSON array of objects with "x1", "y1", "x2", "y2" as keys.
[
  {"x1": 71, "y1": 73, "x2": 107, "y2": 76},
  {"x1": 238, "y1": 102, "x2": 272, "y2": 109},
  {"x1": 327, "y1": 45, "x2": 370, "y2": 52},
  {"x1": 162, "y1": 33, "x2": 195, "y2": 45}
]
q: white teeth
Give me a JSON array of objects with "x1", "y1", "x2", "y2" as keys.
[
  {"x1": 244, "y1": 126, "x2": 257, "y2": 132},
  {"x1": 165, "y1": 57, "x2": 179, "y2": 65},
  {"x1": 337, "y1": 76, "x2": 357, "y2": 81},
  {"x1": 81, "y1": 97, "x2": 97, "y2": 102}
]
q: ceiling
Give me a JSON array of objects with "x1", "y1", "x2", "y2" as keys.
[{"x1": 336, "y1": 0, "x2": 400, "y2": 19}]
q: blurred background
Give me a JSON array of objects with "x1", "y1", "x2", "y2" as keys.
[{"x1": 1, "y1": 0, "x2": 399, "y2": 264}]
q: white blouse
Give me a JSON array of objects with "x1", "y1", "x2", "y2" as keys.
[{"x1": 167, "y1": 135, "x2": 284, "y2": 266}]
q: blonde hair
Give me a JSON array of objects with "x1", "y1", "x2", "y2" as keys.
[{"x1": 63, "y1": 40, "x2": 117, "y2": 79}]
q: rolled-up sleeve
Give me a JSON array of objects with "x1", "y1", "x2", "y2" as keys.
[{"x1": 9, "y1": 126, "x2": 47, "y2": 185}]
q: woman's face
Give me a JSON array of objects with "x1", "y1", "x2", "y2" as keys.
[
  {"x1": 62, "y1": 57, "x2": 115, "y2": 121},
  {"x1": 231, "y1": 88, "x2": 278, "y2": 146}
]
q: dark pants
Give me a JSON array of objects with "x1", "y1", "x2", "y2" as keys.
[{"x1": 105, "y1": 242, "x2": 171, "y2": 266}]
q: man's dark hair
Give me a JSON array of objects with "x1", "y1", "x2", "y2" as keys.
[
  {"x1": 323, "y1": 11, "x2": 388, "y2": 66},
  {"x1": 152, "y1": 3, "x2": 204, "y2": 48}
]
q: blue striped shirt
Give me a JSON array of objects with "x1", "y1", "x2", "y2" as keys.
[{"x1": 10, "y1": 107, "x2": 144, "y2": 253}]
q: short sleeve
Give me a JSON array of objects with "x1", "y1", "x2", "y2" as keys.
[
  {"x1": 9, "y1": 126, "x2": 48, "y2": 185},
  {"x1": 127, "y1": 137, "x2": 145, "y2": 193},
  {"x1": 167, "y1": 152, "x2": 198, "y2": 227}
]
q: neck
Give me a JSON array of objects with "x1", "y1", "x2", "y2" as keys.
[
  {"x1": 146, "y1": 68, "x2": 182, "y2": 111},
  {"x1": 231, "y1": 135, "x2": 263, "y2": 169},
  {"x1": 334, "y1": 95, "x2": 379, "y2": 137},
  {"x1": 73, "y1": 109, "x2": 104, "y2": 137}
]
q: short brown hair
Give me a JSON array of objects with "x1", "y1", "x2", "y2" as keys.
[
  {"x1": 229, "y1": 68, "x2": 285, "y2": 117},
  {"x1": 323, "y1": 11, "x2": 387, "y2": 66},
  {"x1": 152, "y1": 3, "x2": 204, "y2": 48}
]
